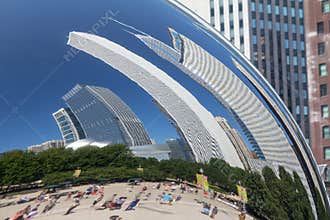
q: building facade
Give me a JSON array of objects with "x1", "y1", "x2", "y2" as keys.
[
  {"x1": 215, "y1": 117, "x2": 254, "y2": 170},
  {"x1": 63, "y1": 0, "x2": 330, "y2": 215},
  {"x1": 53, "y1": 107, "x2": 86, "y2": 145},
  {"x1": 166, "y1": 138, "x2": 193, "y2": 160},
  {"x1": 305, "y1": 0, "x2": 330, "y2": 181},
  {"x1": 175, "y1": 0, "x2": 309, "y2": 142},
  {"x1": 68, "y1": 29, "x2": 330, "y2": 215},
  {"x1": 62, "y1": 84, "x2": 152, "y2": 146},
  {"x1": 129, "y1": 144, "x2": 172, "y2": 161},
  {"x1": 27, "y1": 140, "x2": 65, "y2": 153},
  {"x1": 137, "y1": 28, "x2": 310, "y2": 190},
  {"x1": 68, "y1": 31, "x2": 244, "y2": 168}
]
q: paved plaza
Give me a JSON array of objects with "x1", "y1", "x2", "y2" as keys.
[{"x1": 0, "y1": 182, "x2": 254, "y2": 220}]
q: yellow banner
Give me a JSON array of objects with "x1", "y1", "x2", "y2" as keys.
[
  {"x1": 237, "y1": 185, "x2": 248, "y2": 203},
  {"x1": 203, "y1": 176, "x2": 209, "y2": 191},
  {"x1": 73, "y1": 169, "x2": 81, "y2": 177},
  {"x1": 196, "y1": 174, "x2": 203, "y2": 186}
]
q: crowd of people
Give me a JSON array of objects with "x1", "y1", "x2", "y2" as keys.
[{"x1": 2, "y1": 181, "x2": 248, "y2": 220}]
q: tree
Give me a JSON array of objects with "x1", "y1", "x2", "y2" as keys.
[
  {"x1": 292, "y1": 172, "x2": 314, "y2": 220},
  {"x1": 314, "y1": 187, "x2": 330, "y2": 220},
  {"x1": 244, "y1": 172, "x2": 287, "y2": 220},
  {"x1": 0, "y1": 150, "x2": 41, "y2": 185},
  {"x1": 37, "y1": 147, "x2": 73, "y2": 174},
  {"x1": 262, "y1": 167, "x2": 288, "y2": 219}
]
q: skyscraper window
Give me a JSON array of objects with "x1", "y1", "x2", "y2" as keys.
[
  {"x1": 276, "y1": 22, "x2": 280, "y2": 31},
  {"x1": 300, "y1": 41, "x2": 305, "y2": 50},
  {"x1": 292, "y1": 24, "x2": 296, "y2": 33},
  {"x1": 299, "y1": 9, "x2": 303, "y2": 18},
  {"x1": 275, "y1": 5, "x2": 280, "y2": 15},
  {"x1": 317, "y1": 21, "x2": 324, "y2": 34},
  {"x1": 259, "y1": 3, "x2": 263, "y2": 12},
  {"x1": 319, "y1": 63, "x2": 327, "y2": 76},
  {"x1": 283, "y1": 6, "x2": 288, "y2": 16},
  {"x1": 267, "y1": 4, "x2": 271, "y2": 13},
  {"x1": 291, "y1": 8, "x2": 296, "y2": 17},
  {"x1": 251, "y1": 2, "x2": 255, "y2": 11},
  {"x1": 322, "y1": 1, "x2": 330, "y2": 13},
  {"x1": 323, "y1": 126, "x2": 330, "y2": 139},
  {"x1": 296, "y1": 105, "x2": 300, "y2": 115},
  {"x1": 322, "y1": 105, "x2": 329, "y2": 118},
  {"x1": 324, "y1": 147, "x2": 330, "y2": 159},
  {"x1": 304, "y1": 106, "x2": 308, "y2": 116},
  {"x1": 320, "y1": 84, "x2": 328, "y2": 97},
  {"x1": 318, "y1": 42, "x2": 326, "y2": 55}
]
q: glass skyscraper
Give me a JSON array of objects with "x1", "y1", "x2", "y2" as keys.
[
  {"x1": 53, "y1": 107, "x2": 86, "y2": 145},
  {"x1": 60, "y1": 84, "x2": 152, "y2": 146},
  {"x1": 176, "y1": 0, "x2": 309, "y2": 142}
]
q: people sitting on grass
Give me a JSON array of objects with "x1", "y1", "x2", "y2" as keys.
[
  {"x1": 170, "y1": 185, "x2": 177, "y2": 192},
  {"x1": 109, "y1": 197, "x2": 126, "y2": 210},
  {"x1": 26, "y1": 205, "x2": 40, "y2": 219},
  {"x1": 73, "y1": 191, "x2": 84, "y2": 199},
  {"x1": 164, "y1": 185, "x2": 171, "y2": 191},
  {"x1": 160, "y1": 193, "x2": 173, "y2": 205},
  {"x1": 17, "y1": 196, "x2": 31, "y2": 204},
  {"x1": 9, "y1": 205, "x2": 31, "y2": 220},
  {"x1": 201, "y1": 202, "x2": 211, "y2": 215},
  {"x1": 95, "y1": 193, "x2": 117, "y2": 210},
  {"x1": 65, "y1": 192, "x2": 72, "y2": 201},
  {"x1": 239, "y1": 211, "x2": 246, "y2": 220},
  {"x1": 109, "y1": 215, "x2": 122, "y2": 220},
  {"x1": 124, "y1": 199, "x2": 140, "y2": 211},
  {"x1": 142, "y1": 192, "x2": 152, "y2": 201},
  {"x1": 174, "y1": 194, "x2": 182, "y2": 202},
  {"x1": 42, "y1": 197, "x2": 57, "y2": 214},
  {"x1": 35, "y1": 191, "x2": 48, "y2": 203},
  {"x1": 92, "y1": 192, "x2": 104, "y2": 207},
  {"x1": 64, "y1": 198, "x2": 80, "y2": 215}
]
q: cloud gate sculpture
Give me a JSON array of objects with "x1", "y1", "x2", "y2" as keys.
[
  {"x1": 65, "y1": 0, "x2": 330, "y2": 217},
  {"x1": 68, "y1": 31, "x2": 244, "y2": 168}
]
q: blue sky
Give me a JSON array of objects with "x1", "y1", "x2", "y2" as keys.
[
  {"x1": 0, "y1": 0, "x2": 238, "y2": 152},
  {"x1": 0, "y1": 0, "x2": 265, "y2": 153}
]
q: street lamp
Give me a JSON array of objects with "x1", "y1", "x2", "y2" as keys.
[{"x1": 199, "y1": 168, "x2": 204, "y2": 198}]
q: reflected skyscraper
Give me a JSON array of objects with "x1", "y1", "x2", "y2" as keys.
[
  {"x1": 174, "y1": 0, "x2": 310, "y2": 142},
  {"x1": 58, "y1": 84, "x2": 152, "y2": 146},
  {"x1": 67, "y1": 31, "x2": 244, "y2": 168},
  {"x1": 132, "y1": 27, "x2": 324, "y2": 217},
  {"x1": 53, "y1": 107, "x2": 86, "y2": 145}
]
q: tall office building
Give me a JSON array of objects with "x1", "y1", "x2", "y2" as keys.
[
  {"x1": 166, "y1": 138, "x2": 192, "y2": 160},
  {"x1": 174, "y1": 0, "x2": 309, "y2": 141},
  {"x1": 64, "y1": 1, "x2": 330, "y2": 215},
  {"x1": 53, "y1": 108, "x2": 86, "y2": 145},
  {"x1": 61, "y1": 84, "x2": 152, "y2": 146},
  {"x1": 215, "y1": 117, "x2": 253, "y2": 170},
  {"x1": 68, "y1": 31, "x2": 244, "y2": 168},
  {"x1": 305, "y1": 0, "x2": 330, "y2": 181}
]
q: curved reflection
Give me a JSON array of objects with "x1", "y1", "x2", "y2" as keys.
[
  {"x1": 59, "y1": 0, "x2": 330, "y2": 217},
  {"x1": 68, "y1": 31, "x2": 244, "y2": 168}
]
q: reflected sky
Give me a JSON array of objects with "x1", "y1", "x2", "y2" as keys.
[{"x1": 0, "y1": 0, "x2": 241, "y2": 151}]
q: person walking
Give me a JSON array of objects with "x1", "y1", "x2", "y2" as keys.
[
  {"x1": 210, "y1": 206, "x2": 218, "y2": 218},
  {"x1": 239, "y1": 211, "x2": 246, "y2": 220}
]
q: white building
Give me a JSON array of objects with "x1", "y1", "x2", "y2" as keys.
[
  {"x1": 67, "y1": 31, "x2": 244, "y2": 168},
  {"x1": 27, "y1": 140, "x2": 65, "y2": 153},
  {"x1": 173, "y1": 0, "x2": 250, "y2": 58}
]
